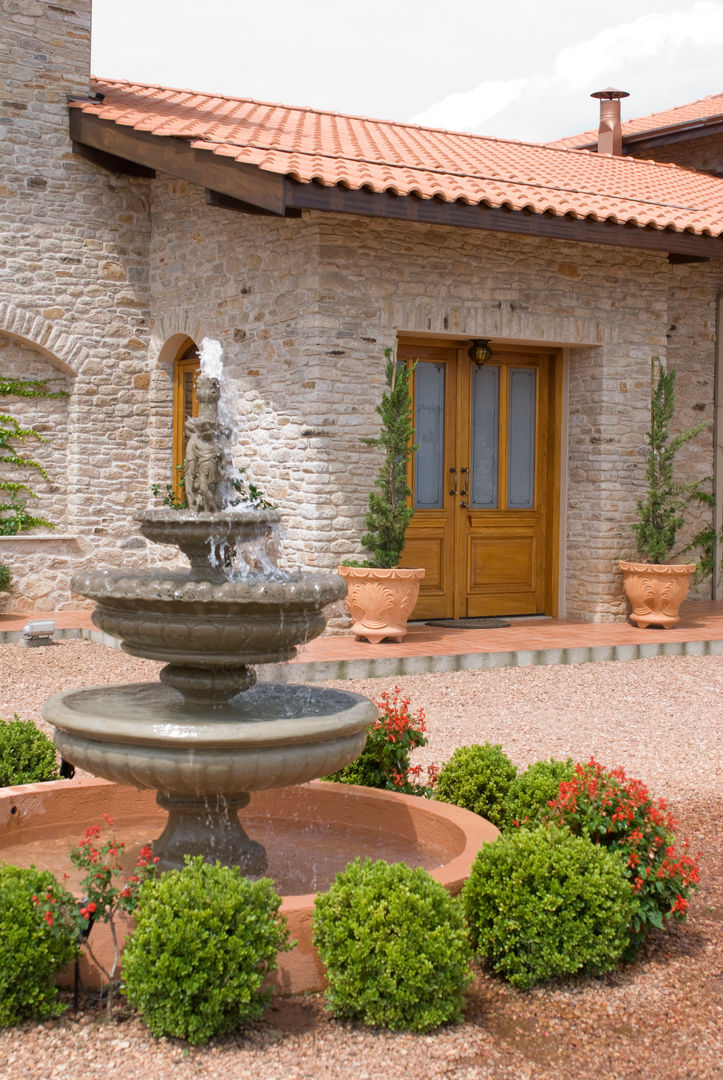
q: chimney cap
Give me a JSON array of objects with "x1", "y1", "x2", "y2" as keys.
[{"x1": 591, "y1": 87, "x2": 630, "y2": 100}]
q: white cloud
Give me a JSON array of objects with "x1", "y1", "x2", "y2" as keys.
[
  {"x1": 407, "y1": 2, "x2": 723, "y2": 137},
  {"x1": 554, "y1": 1, "x2": 723, "y2": 87},
  {"x1": 409, "y1": 79, "x2": 527, "y2": 132}
]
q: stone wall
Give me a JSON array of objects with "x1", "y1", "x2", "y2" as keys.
[
  {"x1": 145, "y1": 188, "x2": 721, "y2": 622},
  {"x1": 628, "y1": 132, "x2": 723, "y2": 175},
  {"x1": 0, "y1": 0, "x2": 153, "y2": 609}
]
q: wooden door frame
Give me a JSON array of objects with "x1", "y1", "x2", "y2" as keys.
[
  {"x1": 398, "y1": 335, "x2": 563, "y2": 618},
  {"x1": 172, "y1": 338, "x2": 200, "y2": 498}
]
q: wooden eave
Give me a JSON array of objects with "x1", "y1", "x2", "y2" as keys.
[
  {"x1": 622, "y1": 119, "x2": 723, "y2": 154},
  {"x1": 69, "y1": 109, "x2": 723, "y2": 259},
  {"x1": 569, "y1": 119, "x2": 723, "y2": 155}
]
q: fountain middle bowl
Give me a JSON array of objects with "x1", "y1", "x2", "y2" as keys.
[{"x1": 72, "y1": 567, "x2": 347, "y2": 668}]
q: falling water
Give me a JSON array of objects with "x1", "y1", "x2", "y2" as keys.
[
  {"x1": 198, "y1": 337, "x2": 239, "y2": 507},
  {"x1": 197, "y1": 338, "x2": 291, "y2": 582}
]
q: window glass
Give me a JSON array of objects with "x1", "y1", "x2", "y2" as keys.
[
  {"x1": 507, "y1": 367, "x2": 536, "y2": 509},
  {"x1": 470, "y1": 365, "x2": 499, "y2": 509},
  {"x1": 413, "y1": 362, "x2": 445, "y2": 509}
]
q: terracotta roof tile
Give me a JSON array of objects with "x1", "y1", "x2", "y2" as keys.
[
  {"x1": 548, "y1": 91, "x2": 723, "y2": 150},
  {"x1": 71, "y1": 79, "x2": 723, "y2": 237}
]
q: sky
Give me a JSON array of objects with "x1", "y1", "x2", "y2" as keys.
[{"x1": 91, "y1": 0, "x2": 723, "y2": 143}]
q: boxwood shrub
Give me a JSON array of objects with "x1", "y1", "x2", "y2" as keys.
[
  {"x1": 0, "y1": 864, "x2": 79, "y2": 1026},
  {"x1": 462, "y1": 825, "x2": 638, "y2": 989},
  {"x1": 502, "y1": 757, "x2": 575, "y2": 830},
  {"x1": 434, "y1": 743, "x2": 517, "y2": 827},
  {"x1": 122, "y1": 857, "x2": 290, "y2": 1044},
  {"x1": 313, "y1": 858, "x2": 473, "y2": 1032},
  {"x1": 0, "y1": 715, "x2": 59, "y2": 786}
]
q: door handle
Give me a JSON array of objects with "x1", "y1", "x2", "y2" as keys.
[
  {"x1": 459, "y1": 466, "x2": 469, "y2": 507},
  {"x1": 448, "y1": 466, "x2": 458, "y2": 496}
]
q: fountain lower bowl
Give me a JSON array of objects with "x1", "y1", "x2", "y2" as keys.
[
  {"x1": 0, "y1": 778, "x2": 499, "y2": 994},
  {"x1": 44, "y1": 682, "x2": 377, "y2": 873},
  {"x1": 44, "y1": 682, "x2": 374, "y2": 795}
]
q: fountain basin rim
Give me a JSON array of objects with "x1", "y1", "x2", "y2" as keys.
[
  {"x1": 0, "y1": 777, "x2": 499, "y2": 903},
  {"x1": 43, "y1": 682, "x2": 376, "y2": 749}
]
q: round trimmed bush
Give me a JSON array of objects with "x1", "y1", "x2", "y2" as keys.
[
  {"x1": 503, "y1": 758, "x2": 575, "y2": 830},
  {"x1": 0, "y1": 864, "x2": 79, "y2": 1026},
  {"x1": 434, "y1": 743, "x2": 517, "y2": 827},
  {"x1": 462, "y1": 825, "x2": 637, "y2": 989},
  {"x1": 122, "y1": 857, "x2": 290, "y2": 1044},
  {"x1": 0, "y1": 715, "x2": 59, "y2": 786},
  {"x1": 313, "y1": 858, "x2": 473, "y2": 1032}
]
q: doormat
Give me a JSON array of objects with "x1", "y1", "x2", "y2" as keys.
[{"x1": 425, "y1": 618, "x2": 511, "y2": 629}]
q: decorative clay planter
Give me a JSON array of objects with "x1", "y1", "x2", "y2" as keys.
[
  {"x1": 338, "y1": 565, "x2": 425, "y2": 643},
  {"x1": 618, "y1": 560, "x2": 696, "y2": 628}
]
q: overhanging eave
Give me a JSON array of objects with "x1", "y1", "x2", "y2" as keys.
[
  {"x1": 69, "y1": 110, "x2": 288, "y2": 215},
  {"x1": 286, "y1": 180, "x2": 723, "y2": 259},
  {"x1": 69, "y1": 109, "x2": 723, "y2": 258}
]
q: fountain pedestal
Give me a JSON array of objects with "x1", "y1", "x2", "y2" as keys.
[{"x1": 154, "y1": 793, "x2": 267, "y2": 875}]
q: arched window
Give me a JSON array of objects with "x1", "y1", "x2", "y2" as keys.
[{"x1": 173, "y1": 339, "x2": 200, "y2": 499}]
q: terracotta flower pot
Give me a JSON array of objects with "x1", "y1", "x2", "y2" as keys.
[
  {"x1": 618, "y1": 560, "x2": 696, "y2": 628},
  {"x1": 338, "y1": 565, "x2": 425, "y2": 643}
]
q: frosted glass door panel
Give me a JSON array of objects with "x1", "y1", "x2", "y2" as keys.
[
  {"x1": 507, "y1": 367, "x2": 536, "y2": 509},
  {"x1": 470, "y1": 365, "x2": 499, "y2": 509},
  {"x1": 414, "y1": 362, "x2": 445, "y2": 509}
]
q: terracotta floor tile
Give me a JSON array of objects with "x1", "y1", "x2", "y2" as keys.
[{"x1": 2, "y1": 599, "x2": 723, "y2": 663}]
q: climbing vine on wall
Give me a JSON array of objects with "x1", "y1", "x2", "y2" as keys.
[{"x1": 0, "y1": 377, "x2": 68, "y2": 535}]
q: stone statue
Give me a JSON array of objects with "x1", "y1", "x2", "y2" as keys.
[
  {"x1": 184, "y1": 417, "x2": 226, "y2": 512},
  {"x1": 183, "y1": 374, "x2": 232, "y2": 513}
]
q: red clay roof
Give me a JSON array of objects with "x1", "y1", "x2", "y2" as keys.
[
  {"x1": 549, "y1": 91, "x2": 723, "y2": 151},
  {"x1": 72, "y1": 79, "x2": 723, "y2": 237}
]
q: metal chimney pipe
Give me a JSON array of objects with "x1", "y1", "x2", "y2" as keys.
[{"x1": 591, "y1": 87, "x2": 630, "y2": 156}]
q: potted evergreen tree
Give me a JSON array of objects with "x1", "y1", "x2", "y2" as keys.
[
  {"x1": 0, "y1": 563, "x2": 11, "y2": 607},
  {"x1": 338, "y1": 348, "x2": 425, "y2": 642},
  {"x1": 618, "y1": 357, "x2": 706, "y2": 628}
]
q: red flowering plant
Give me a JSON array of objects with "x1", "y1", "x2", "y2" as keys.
[
  {"x1": 69, "y1": 814, "x2": 159, "y2": 1015},
  {"x1": 546, "y1": 759, "x2": 700, "y2": 953},
  {"x1": 324, "y1": 687, "x2": 437, "y2": 795}
]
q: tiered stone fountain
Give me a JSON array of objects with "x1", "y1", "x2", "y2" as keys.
[
  {"x1": 43, "y1": 368, "x2": 376, "y2": 874},
  {"x1": 2, "y1": 343, "x2": 497, "y2": 992}
]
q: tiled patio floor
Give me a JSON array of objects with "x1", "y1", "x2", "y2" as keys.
[{"x1": 2, "y1": 599, "x2": 723, "y2": 681}]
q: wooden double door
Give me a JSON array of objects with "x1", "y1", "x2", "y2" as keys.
[{"x1": 398, "y1": 342, "x2": 562, "y2": 620}]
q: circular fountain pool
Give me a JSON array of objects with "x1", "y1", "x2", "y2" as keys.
[{"x1": 0, "y1": 777, "x2": 498, "y2": 992}]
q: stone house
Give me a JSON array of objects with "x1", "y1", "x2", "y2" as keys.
[{"x1": 1, "y1": 0, "x2": 722, "y2": 623}]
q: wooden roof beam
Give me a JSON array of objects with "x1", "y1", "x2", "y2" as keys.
[
  {"x1": 69, "y1": 110, "x2": 287, "y2": 215},
  {"x1": 71, "y1": 140, "x2": 156, "y2": 177},
  {"x1": 204, "y1": 188, "x2": 301, "y2": 217},
  {"x1": 286, "y1": 180, "x2": 723, "y2": 259}
]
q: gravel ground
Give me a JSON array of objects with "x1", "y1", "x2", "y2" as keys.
[{"x1": 0, "y1": 640, "x2": 721, "y2": 1080}]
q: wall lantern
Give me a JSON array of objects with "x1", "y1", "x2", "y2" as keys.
[{"x1": 468, "y1": 339, "x2": 493, "y2": 364}]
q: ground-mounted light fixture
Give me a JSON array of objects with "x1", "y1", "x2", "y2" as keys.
[
  {"x1": 22, "y1": 619, "x2": 55, "y2": 647},
  {"x1": 468, "y1": 339, "x2": 493, "y2": 365}
]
